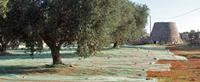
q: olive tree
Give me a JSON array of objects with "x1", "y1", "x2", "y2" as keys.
[
  {"x1": 112, "y1": 0, "x2": 136, "y2": 48},
  {"x1": 0, "y1": 0, "x2": 19, "y2": 54},
  {"x1": 130, "y1": 4, "x2": 149, "y2": 39},
  {"x1": 4, "y1": 0, "x2": 149, "y2": 65},
  {"x1": 76, "y1": 0, "x2": 123, "y2": 57},
  {"x1": 112, "y1": 3, "x2": 149, "y2": 48}
]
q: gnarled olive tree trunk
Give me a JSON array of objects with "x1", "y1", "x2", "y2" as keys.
[
  {"x1": 50, "y1": 46, "x2": 62, "y2": 65},
  {"x1": 40, "y1": 33, "x2": 63, "y2": 65}
]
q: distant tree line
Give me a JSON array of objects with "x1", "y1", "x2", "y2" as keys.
[
  {"x1": 0, "y1": 0, "x2": 149, "y2": 65},
  {"x1": 181, "y1": 30, "x2": 200, "y2": 45}
]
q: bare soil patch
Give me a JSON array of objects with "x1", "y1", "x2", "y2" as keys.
[{"x1": 147, "y1": 45, "x2": 200, "y2": 82}]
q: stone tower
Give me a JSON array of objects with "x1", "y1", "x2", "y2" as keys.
[{"x1": 150, "y1": 22, "x2": 183, "y2": 44}]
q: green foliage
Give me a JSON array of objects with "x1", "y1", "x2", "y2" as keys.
[
  {"x1": 0, "y1": 0, "x2": 20, "y2": 53},
  {"x1": 0, "y1": 0, "x2": 8, "y2": 17},
  {"x1": 134, "y1": 4, "x2": 149, "y2": 29},
  {"x1": 43, "y1": 0, "x2": 80, "y2": 44},
  {"x1": 130, "y1": 4, "x2": 149, "y2": 39},
  {"x1": 76, "y1": 0, "x2": 123, "y2": 57},
  {"x1": 5, "y1": 0, "x2": 44, "y2": 55},
  {"x1": 111, "y1": 2, "x2": 149, "y2": 48},
  {"x1": 112, "y1": 1, "x2": 136, "y2": 48}
]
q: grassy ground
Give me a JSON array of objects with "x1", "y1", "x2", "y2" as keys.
[
  {"x1": 147, "y1": 45, "x2": 200, "y2": 82},
  {"x1": 0, "y1": 45, "x2": 186, "y2": 82}
]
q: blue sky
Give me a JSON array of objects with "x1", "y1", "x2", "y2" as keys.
[{"x1": 130, "y1": 0, "x2": 200, "y2": 33}]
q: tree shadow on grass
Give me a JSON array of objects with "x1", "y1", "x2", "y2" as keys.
[
  {"x1": 0, "y1": 65, "x2": 59, "y2": 75},
  {"x1": 101, "y1": 45, "x2": 168, "y2": 51},
  {"x1": 122, "y1": 45, "x2": 167, "y2": 51},
  {"x1": 0, "y1": 53, "x2": 78, "y2": 60},
  {"x1": 101, "y1": 47, "x2": 118, "y2": 51}
]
